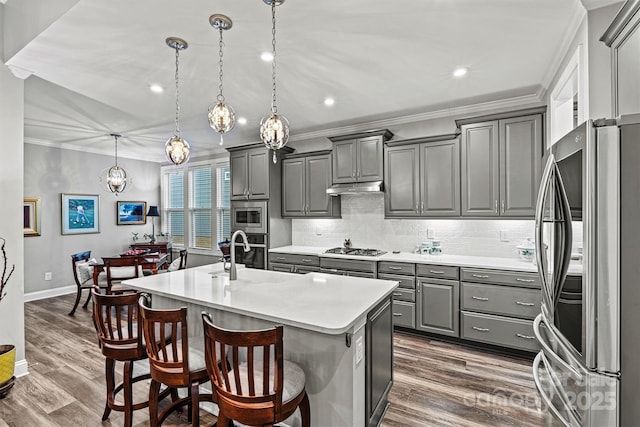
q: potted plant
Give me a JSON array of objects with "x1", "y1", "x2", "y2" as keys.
[{"x1": 0, "y1": 237, "x2": 16, "y2": 399}]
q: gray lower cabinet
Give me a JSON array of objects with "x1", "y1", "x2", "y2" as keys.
[
  {"x1": 320, "y1": 257, "x2": 377, "y2": 278},
  {"x1": 416, "y1": 277, "x2": 460, "y2": 337},
  {"x1": 384, "y1": 137, "x2": 460, "y2": 218},
  {"x1": 461, "y1": 312, "x2": 539, "y2": 352},
  {"x1": 379, "y1": 261, "x2": 416, "y2": 329},
  {"x1": 282, "y1": 152, "x2": 340, "y2": 218},
  {"x1": 460, "y1": 112, "x2": 543, "y2": 217},
  {"x1": 366, "y1": 297, "x2": 393, "y2": 427},
  {"x1": 269, "y1": 253, "x2": 320, "y2": 274}
]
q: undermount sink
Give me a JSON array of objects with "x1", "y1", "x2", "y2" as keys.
[{"x1": 210, "y1": 267, "x2": 291, "y2": 284}]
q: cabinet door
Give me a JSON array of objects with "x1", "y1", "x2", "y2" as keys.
[
  {"x1": 366, "y1": 297, "x2": 393, "y2": 427},
  {"x1": 420, "y1": 139, "x2": 460, "y2": 216},
  {"x1": 358, "y1": 136, "x2": 383, "y2": 182},
  {"x1": 332, "y1": 140, "x2": 357, "y2": 183},
  {"x1": 416, "y1": 278, "x2": 459, "y2": 337},
  {"x1": 614, "y1": 17, "x2": 640, "y2": 116},
  {"x1": 282, "y1": 158, "x2": 306, "y2": 217},
  {"x1": 499, "y1": 115, "x2": 542, "y2": 217},
  {"x1": 384, "y1": 144, "x2": 420, "y2": 217},
  {"x1": 230, "y1": 151, "x2": 248, "y2": 200},
  {"x1": 306, "y1": 154, "x2": 336, "y2": 217},
  {"x1": 461, "y1": 121, "x2": 500, "y2": 216},
  {"x1": 248, "y1": 149, "x2": 269, "y2": 199}
]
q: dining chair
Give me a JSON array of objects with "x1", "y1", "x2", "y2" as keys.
[
  {"x1": 161, "y1": 249, "x2": 188, "y2": 273},
  {"x1": 102, "y1": 256, "x2": 143, "y2": 293},
  {"x1": 201, "y1": 312, "x2": 310, "y2": 427},
  {"x1": 91, "y1": 287, "x2": 176, "y2": 427},
  {"x1": 69, "y1": 251, "x2": 107, "y2": 315},
  {"x1": 138, "y1": 294, "x2": 214, "y2": 427}
]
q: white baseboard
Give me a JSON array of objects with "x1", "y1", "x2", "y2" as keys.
[
  {"x1": 14, "y1": 359, "x2": 28, "y2": 378},
  {"x1": 23, "y1": 285, "x2": 76, "y2": 302}
]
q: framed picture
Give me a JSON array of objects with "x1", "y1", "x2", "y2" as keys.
[
  {"x1": 117, "y1": 201, "x2": 147, "y2": 225},
  {"x1": 61, "y1": 193, "x2": 100, "y2": 235},
  {"x1": 24, "y1": 197, "x2": 41, "y2": 237}
]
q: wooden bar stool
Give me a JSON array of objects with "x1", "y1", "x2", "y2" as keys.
[
  {"x1": 201, "y1": 312, "x2": 310, "y2": 427},
  {"x1": 138, "y1": 294, "x2": 214, "y2": 427},
  {"x1": 91, "y1": 287, "x2": 173, "y2": 427}
]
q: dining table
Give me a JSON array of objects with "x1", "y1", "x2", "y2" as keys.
[{"x1": 91, "y1": 252, "x2": 169, "y2": 285}]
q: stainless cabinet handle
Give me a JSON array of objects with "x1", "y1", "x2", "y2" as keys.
[
  {"x1": 495, "y1": 200, "x2": 498, "y2": 213},
  {"x1": 388, "y1": 266, "x2": 403, "y2": 271},
  {"x1": 357, "y1": 169, "x2": 361, "y2": 178},
  {"x1": 301, "y1": 259, "x2": 313, "y2": 263},
  {"x1": 472, "y1": 326, "x2": 490, "y2": 332},
  {"x1": 393, "y1": 292, "x2": 403, "y2": 297},
  {"x1": 515, "y1": 278, "x2": 535, "y2": 283},
  {"x1": 472, "y1": 274, "x2": 489, "y2": 278},
  {"x1": 421, "y1": 202, "x2": 424, "y2": 213},
  {"x1": 516, "y1": 333, "x2": 535, "y2": 340},
  {"x1": 352, "y1": 170, "x2": 356, "y2": 178},
  {"x1": 472, "y1": 296, "x2": 489, "y2": 301},
  {"x1": 516, "y1": 301, "x2": 535, "y2": 306},
  {"x1": 393, "y1": 313, "x2": 403, "y2": 317},
  {"x1": 429, "y1": 270, "x2": 445, "y2": 274},
  {"x1": 276, "y1": 256, "x2": 286, "y2": 260},
  {"x1": 415, "y1": 204, "x2": 419, "y2": 214},
  {"x1": 328, "y1": 269, "x2": 338, "y2": 273},
  {"x1": 501, "y1": 199, "x2": 505, "y2": 213}
]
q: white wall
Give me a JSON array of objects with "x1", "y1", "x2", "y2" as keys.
[{"x1": 0, "y1": 57, "x2": 27, "y2": 376}]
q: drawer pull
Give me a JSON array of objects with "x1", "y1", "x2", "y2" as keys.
[
  {"x1": 393, "y1": 292, "x2": 403, "y2": 297},
  {"x1": 471, "y1": 296, "x2": 489, "y2": 301},
  {"x1": 516, "y1": 278, "x2": 535, "y2": 283},
  {"x1": 276, "y1": 256, "x2": 286, "y2": 260},
  {"x1": 515, "y1": 301, "x2": 535, "y2": 306},
  {"x1": 472, "y1": 274, "x2": 489, "y2": 278},
  {"x1": 392, "y1": 313, "x2": 404, "y2": 317},
  {"x1": 516, "y1": 333, "x2": 536, "y2": 340},
  {"x1": 472, "y1": 326, "x2": 490, "y2": 332},
  {"x1": 301, "y1": 259, "x2": 313, "y2": 263},
  {"x1": 388, "y1": 266, "x2": 403, "y2": 270},
  {"x1": 430, "y1": 270, "x2": 445, "y2": 274}
]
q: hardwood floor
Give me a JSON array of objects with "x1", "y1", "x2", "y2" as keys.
[{"x1": 0, "y1": 295, "x2": 557, "y2": 426}]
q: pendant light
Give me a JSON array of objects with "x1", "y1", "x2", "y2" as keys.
[
  {"x1": 259, "y1": 0, "x2": 289, "y2": 164},
  {"x1": 105, "y1": 133, "x2": 127, "y2": 195},
  {"x1": 208, "y1": 14, "x2": 236, "y2": 146},
  {"x1": 165, "y1": 37, "x2": 191, "y2": 165}
]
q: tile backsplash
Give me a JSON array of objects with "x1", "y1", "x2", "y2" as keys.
[{"x1": 292, "y1": 194, "x2": 540, "y2": 258}]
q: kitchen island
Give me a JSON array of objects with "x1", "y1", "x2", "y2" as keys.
[{"x1": 123, "y1": 263, "x2": 398, "y2": 427}]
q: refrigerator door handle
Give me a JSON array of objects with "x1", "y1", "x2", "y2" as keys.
[
  {"x1": 533, "y1": 314, "x2": 582, "y2": 380},
  {"x1": 552, "y1": 169, "x2": 574, "y2": 310},
  {"x1": 535, "y1": 155, "x2": 555, "y2": 311},
  {"x1": 532, "y1": 351, "x2": 581, "y2": 427}
]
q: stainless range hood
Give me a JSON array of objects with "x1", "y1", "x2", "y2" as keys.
[{"x1": 326, "y1": 181, "x2": 383, "y2": 196}]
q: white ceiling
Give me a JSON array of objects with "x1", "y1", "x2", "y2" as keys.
[{"x1": 5, "y1": 0, "x2": 595, "y2": 162}]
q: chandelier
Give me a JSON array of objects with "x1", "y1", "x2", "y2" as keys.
[
  {"x1": 208, "y1": 14, "x2": 236, "y2": 146},
  {"x1": 165, "y1": 37, "x2": 191, "y2": 165},
  {"x1": 259, "y1": 0, "x2": 289, "y2": 164},
  {"x1": 105, "y1": 133, "x2": 127, "y2": 195}
]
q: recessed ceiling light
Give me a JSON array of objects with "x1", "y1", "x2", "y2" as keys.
[
  {"x1": 261, "y1": 52, "x2": 274, "y2": 62},
  {"x1": 324, "y1": 98, "x2": 335, "y2": 107},
  {"x1": 237, "y1": 117, "x2": 247, "y2": 125},
  {"x1": 150, "y1": 84, "x2": 164, "y2": 93},
  {"x1": 453, "y1": 67, "x2": 468, "y2": 78}
]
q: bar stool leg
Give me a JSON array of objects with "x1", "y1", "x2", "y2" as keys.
[
  {"x1": 123, "y1": 360, "x2": 134, "y2": 427},
  {"x1": 102, "y1": 358, "x2": 115, "y2": 421},
  {"x1": 149, "y1": 379, "x2": 161, "y2": 427}
]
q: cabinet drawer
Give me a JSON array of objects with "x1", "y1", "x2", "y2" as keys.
[
  {"x1": 391, "y1": 288, "x2": 415, "y2": 303},
  {"x1": 269, "y1": 253, "x2": 320, "y2": 267},
  {"x1": 461, "y1": 283, "x2": 541, "y2": 319},
  {"x1": 461, "y1": 268, "x2": 540, "y2": 288},
  {"x1": 378, "y1": 273, "x2": 415, "y2": 290},
  {"x1": 461, "y1": 311, "x2": 540, "y2": 352},
  {"x1": 320, "y1": 257, "x2": 377, "y2": 273},
  {"x1": 378, "y1": 262, "x2": 415, "y2": 276},
  {"x1": 295, "y1": 265, "x2": 321, "y2": 274},
  {"x1": 416, "y1": 264, "x2": 459, "y2": 280},
  {"x1": 270, "y1": 263, "x2": 295, "y2": 273},
  {"x1": 392, "y1": 301, "x2": 415, "y2": 329}
]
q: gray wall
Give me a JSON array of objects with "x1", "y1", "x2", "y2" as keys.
[{"x1": 23, "y1": 143, "x2": 161, "y2": 296}]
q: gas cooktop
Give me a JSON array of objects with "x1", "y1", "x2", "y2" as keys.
[{"x1": 324, "y1": 247, "x2": 387, "y2": 257}]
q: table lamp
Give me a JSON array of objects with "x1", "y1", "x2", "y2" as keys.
[{"x1": 146, "y1": 205, "x2": 160, "y2": 244}]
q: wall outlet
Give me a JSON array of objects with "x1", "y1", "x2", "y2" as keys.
[
  {"x1": 355, "y1": 336, "x2": 364, "y2": 365},
  {"x1": 427, "y1": 228, "x2": 435, "y2": 239},
  {"x1": 315, "y1": 225, "x2": 322, "y2": 236},
  {"x1": 499, "y1": 230, "x2": 509, "y2": 242},
  {"x1": 44, "y1": 272, "x2": 52, "y2": 281}
]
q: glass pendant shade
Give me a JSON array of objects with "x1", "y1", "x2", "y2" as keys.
[
  {"x1": 208, "y1": 101, "x2": 236, "y2": 134},
  {"x1": 260, "y1": 112, "x2": 289, "y2": 150},
  {"x1": 165, "y1": 135, "x2": 191, "y2": 165},
  {"x1": 107, "y1": 165, "x2": 127, "y2": 193}
]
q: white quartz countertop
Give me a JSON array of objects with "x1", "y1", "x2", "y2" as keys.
[
  {"x1": 269, "y1": 246, "x2": 583, "y2": 275},
  {"x1": 123, "y1": 263, "x2": 398, "y2": 335}
]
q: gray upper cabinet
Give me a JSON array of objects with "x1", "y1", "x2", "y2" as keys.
[
  {"x1": 329, "y1": 129, "x2": 393, "y2": 184},
  {"x1": 282, "y1": 151, "x2": 340, "y2": 218},
  {"x1": 601, "y1": 1, "x2": 640, "y2": 117},
  {"x1": 228, "y1": 144, "x2": 294, "y2": 201},
  {"x1": 385, "y1": 135, "x2": 460, "y2": 218},
  {"x1": 459, "y1": 110, "x2": 543, "y2": 217}
]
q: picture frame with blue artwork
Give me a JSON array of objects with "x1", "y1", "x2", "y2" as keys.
[
  {"x1": 61, "y1": 193, "x2": 100, "y2": 235},
  {"x1": 116, "y1": 201, "x2": 147, "y2": 225}
]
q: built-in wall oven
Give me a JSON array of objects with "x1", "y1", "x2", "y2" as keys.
[{"x1": 231, "y1": 200, "x2": 267, "y2": 235}]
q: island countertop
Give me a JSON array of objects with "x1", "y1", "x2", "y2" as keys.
[{"x1": 122, "y1": 263, "x2": 398, "y2": 335}]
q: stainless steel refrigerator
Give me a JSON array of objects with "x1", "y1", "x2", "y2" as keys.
[{"x1": 532, "y1": 114, "x2": 640, "y2": 426}]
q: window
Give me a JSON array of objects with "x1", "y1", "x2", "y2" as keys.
[{"x1": 161, "y1": 159, "x2": 230, "y2": 252}]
